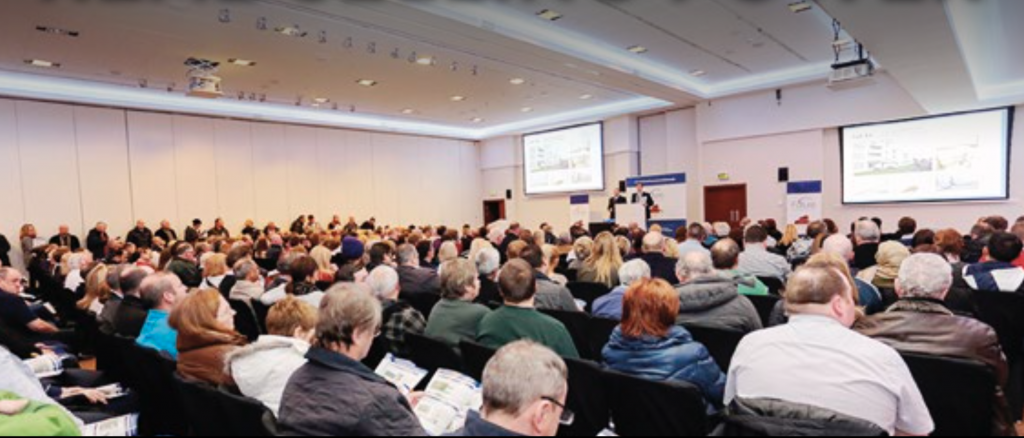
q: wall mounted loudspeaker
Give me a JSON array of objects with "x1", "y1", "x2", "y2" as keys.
[
  {"x1": 506, "y1": 190, "x2": 513, "y2": 200},
  {"x1": 619, "y1": 180, "x2": 627, "y2": 192},
  {"x1": 778, "y1": 168, "x2": 790, "y2": 183}
]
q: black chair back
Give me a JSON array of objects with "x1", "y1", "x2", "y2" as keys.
[
  {"x1": 173, "y1": 373, "x2": 232, "y2": 436},
  {"x1": 251, "y1": 300, "x2": 271, "y2": 334},
  {"x1": 974, "y1": 290, "x2": 1024, "y2": 418},
  {"x1": 406, "y1": 333, "x2": 465, "y2": 389},
  {"x1": 560, "y1": 358, "x2": 611, "y2": 437},
  {"x1": 230, "y1": 299, "x2": 263, "y2": 342},
  {"x1": 459, "y1": 340, "x2": 498, "y2": 381},
  {"x1": 363, "y1": 335, "x2": 392, "y2": 369},
  {"x1": 219, "y1": 388, "x2": 278, "y2": 436},
  {"x1": 401, "y1": 292, "x2": 441, "y2": 320},
  {"x1": 683, "y1": 325, "x2": 745, "y2": 372},
  {"x1": 540, "y1": 309, "x2": 596, "y2": 360},
  {"x1": 745, "y1": 295, "x2": 781, "y2": 329},
  {"x1": 756, "y1": 277, "x2": 785, "y2": 296},
  {"x1": 588, "y1": 318, "x2": 621, "y2": 362},
  {"x1": 567, "y1": 282, "x2": 611, "y2": 313},
  {"x1": 129, "y1": 344, "x2": 186, "y2": 436},
  {"x1": 901, "y1": 353, "x2": 998, "y2": 436},
  {"x1": 604, "y1": 369, "x2": 708, "y2": 436}
]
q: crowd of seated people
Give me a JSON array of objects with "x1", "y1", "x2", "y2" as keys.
[{"x1": 3, "y1": 213, "x2": 1024, "y2": 435}]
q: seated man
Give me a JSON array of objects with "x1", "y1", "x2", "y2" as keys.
[
  {"x1": 395, "y1": 244, "x2": 440, "y2": 295},
  {"x1": 711, "y1": 239, "x2": 769, "y2": 297},
  {"x1": 450, "y1": 341, "x2": 570, "y2": 437},
  {"x1": 630, "y1": 233, "x2": 680, "y2": 285},
  {"x1": 112, "y1": 267, "x2": 150, "y2": 338},
  {"x1": 477, "y1": 260, "x2": 579, "y2": 359},
  {"x1": 136, "y1": 273, "x2": 188, "y2": 359},
  {"x1": 0, "y1": 268, "x2": 61, "y2": 352},
  {"x1": 592, "y1": 259, "x2": 651, "y2": 321},
  {"x1": 736, "y1": 226, "x2": 791, "y2": 282},
  {"x1": 963, "y1": 232, "x2": 1024, "y2": 293},
  {"x1": 366, "y1": 266, "x2": 425, "y2": 359},
  {"x1": 518, "y1": 245, "x2": 579, "y2": 313},
  {"x1": 675, "y1": 252, "x2": 761, "y2": 333},
  {"x1": 726, "y1": 265, "x2": 934, "y2": 436},
  {"x1": 856, "y1": 253, "x2": 1012, "y2": 436}
]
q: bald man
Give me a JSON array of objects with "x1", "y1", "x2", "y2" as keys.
[{"x1": 49, "y1": 226, "x2": 80, "y2": 252}]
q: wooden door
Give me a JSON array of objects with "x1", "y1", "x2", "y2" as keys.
[
  {"x1": 483, "y1": 200, "x2": 506, "y2": 225},
  {"x1": 704, "y1": 184, "x2": 747, "y2": 230}
]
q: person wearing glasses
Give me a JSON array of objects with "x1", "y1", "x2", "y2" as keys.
[
  {"x1": 0, "y1": 268, "x2": 61, "y2": 356},
  {"x1": 278, "y1": 283, "x2": 426, "y2": 436},
  {"x1": 451, "y1": 341, "x2": 572, "y2": 437}
]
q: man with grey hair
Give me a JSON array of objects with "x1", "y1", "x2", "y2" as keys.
[
  {"x1": 475, "y1": 247, "x2": 503, "y2": 305},
  {"x1": 395, "y1": 243, "x2": 440, "y2": 295},
  {"x1": 675, "y1": 252, "x2": 761, "y2": 333},
  {"x1": 854, "y1": 220, "x2": 882, "y2": 270},
  {"x1": 230, "y1": 259, "x2": 265, "y2": 304},
  {"x1": 822, "y1": 234, "x2": 884, "y2": 314},
  {"x1": 630, "y1": 232, "x2": 679, "y2": 285},
  {"x1": 856, "y1": 253, "x2": 1010, "y2": 435},
  {"x1": 450, "y1": 341, "x2": 570, "y2": 437},
  {"x1": 592, "y1": 259, "x2": 651, "y2": 320},
  {"x1": 367, "y1": 265, "x2": 425, "y2": 359}
]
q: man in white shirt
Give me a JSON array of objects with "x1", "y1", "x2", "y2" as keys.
[
  {"x1": 725, "y1": 265, "x2": 934, "y2": 436},
  {"x1": 678, "y1": 223, "x2": 711, "y2": 258},
  {"x1": 736, "y1": 225, "x2": 791, "y2": 282}
]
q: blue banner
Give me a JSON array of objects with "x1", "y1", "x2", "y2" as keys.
[
  {"x1": 787, "y1": 181, "x2": 823, "y2": 195},
  {"x1": 570, "y1": 195, "x2": 590, "y2": 205}
]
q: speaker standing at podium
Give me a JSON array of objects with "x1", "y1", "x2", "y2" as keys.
[
  {"x1": 632, "y1": 183, "x2": 656, "y2": 221},
  {"x1": 608, "y1": 188, "x2": 628, "y2": 220}
]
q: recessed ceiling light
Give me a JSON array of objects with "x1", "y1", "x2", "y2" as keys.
[
  {"x1": 579, "y1": 94, "x2": 594, "y2": 100},
  {"x1": 415, "y1": 57, "x2": 435, "y2": 66},
  {"x1": 627, "y1": 45, "x2": 649, "y2": 54},
  {"x1": 24, "y1": 59, "x2": 60, "y2": 69},
  {"x1": 510, "y1": 78, "x2": 526, "y2": 85},
  {"x1": 401, "y1": 108, "x2": 415, "y2": 115},
  {"x1": 36, "y1": 26, "x2": 79, "y2": 37},
  {"x1": 690, "y1": 69, "x2": 707, "y2": 77},
  {"x1": 521, "y1": 107, "x2": 534, "y2": 113},
  {"x1": 451, "y1": 95, "x2": 467, "y2": 102},
  {"x1": 471, "y1": 117, "x2": 485, "y2": 123},
  {"x1": 275, "y1": 25, "x2": 308, "y2": 38},
  {"x1": 536, "y1": 9, "x2": 563, "y2": 21},
  {"x1": 788, "y1": 1, "x2": 813, "y2": 13},
  {"x1": 228, "y1": 58, "x2": 257, "y2": 67},
  {"x1": 356, "y1": 79, "x2": 378, "y2": 87},
  {"x1": 314, "y1": 97, "x2": 331, "y2": 104}
]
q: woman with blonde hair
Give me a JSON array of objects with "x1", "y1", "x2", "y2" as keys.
[
  {"x1": 568, "y1": 236, "x2": 594, "y2": 271},
  {"x1": 776, "y1": 224, "x2": 800, "y2": 254},
  {"x1": 616, "y1": 235, "x2": 633, "y2": 259},
  {"x1": 19, "y1": 224, "x2": 37, "y2": 259},
  {"x1": 170, "y1": 288, "x2": 248, "y2": 387},
  {"x1": 309, "y1": 245, "x2": 337, "y2": 283},
  {"x1": 857, "y1": 241, "x2": 911, "y2": 293},
  {"x1": 202, "y1": 253, "x2": 229, "y2": 290},
  {"x1": 542, "y1": 245, "x2": 569, "y2": 286},
  {"x1": 579, "y1": 232, "x2": 624, "y2": 288},
  {"x1": 664, "y1": 238, "x2": 681, "y2": 260},
  {"x1": 77, "y1": 263, "x2": 110, "y2": 316}
]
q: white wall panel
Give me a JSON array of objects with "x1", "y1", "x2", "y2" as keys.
[
  {"x1": 16, "y1": 101, "x2": 84, "y2": 238},
  {"x1": 316, "y1": 128, "x2": 348, "y2": 219},
  {"x1": 126, "y1": 112, "x2": 179, "y2": 227},
  {"x1": 370, "y1": 134, "x2": 402, "y2": 226},
  {"x1": 344, "y1": 131, "x2": 375, "y2": 221},
  {"x1": 0, "y1": 99, "x2": 26, "y2": 269},
  {"x1": 284, "y1": 126, "x2": 319, "y2": 221},
  {"x1": 400, "y1": 138, "x2": 435, "y2": 226},
  {"x1": 251, "y1": 123, "x2": 289, "y2": 226},
  {"x1": 639, "y1": 114, "x2": 668, "y2": 175},
  {"x1": 173, "y1": 116, "x2": 218, "y2": 224},
  {"x1": 214, "y1": 120, "x2": 256, "y2": 230},
  {"x1": 74, "y1": 107, "x2": 134, "y2": 237}
]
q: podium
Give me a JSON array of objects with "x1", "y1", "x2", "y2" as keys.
[{"x1": 615, "y1": 204, "x2": 647, "y2": 228}]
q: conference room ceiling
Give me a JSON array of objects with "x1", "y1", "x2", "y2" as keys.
[{"x1": 0, "y1": 0, "x2": 1016, "y2": 138}]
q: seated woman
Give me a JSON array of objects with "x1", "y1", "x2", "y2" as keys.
[
  {"x1": 602, "y1": 278, "x2": 726, "y2": 411},
  {"x1": 424, "y1": 259, "x2": 491, "y2": 349},
  {"x1": 278, "y1": 284, "x2": 425, "y2": 436},
  {"x1": 228, "y1": 297, "x2": 318, "y2": 416},
  {"x1": 578, "y1": 232, "x2": 623, "y2": 289},
  {"x1": 201, "y1": 253, "x2": 229, "y2": 290},
  {"x1": 76, "y1": 263, "x2": 110, "y2": 318},
  {"x1": 170, "y1": 289, "x2": 247, "y2": 387}
]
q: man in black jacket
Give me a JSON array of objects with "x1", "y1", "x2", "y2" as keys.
[
  {"x1": 631, "y1": 232, "x2": 679, "y2": 285},
  {"x1": 631, "y1": 183, "x2": 657, "y2": 221},
  {"x1": 86, "y1": 222, "x2": 110, "y2": 262},
  {"x1": 126, "y1": 220, "x2": 153, "y2": 249},
  {"x1": 184, "y1": 219, "x2": 203, "y2": 244},
  {"x1": 0, "y1": 232, "x2": 10, "y2": 267},
  {"x1": 155, "y1": 220, "x2": 178, "y2": 244},
  {"x1": 49, "y1": 225, "x2": 81, "y2": 252},
  {"x1": 608, "y1": 188, "x2": 628, "y2": 220}
]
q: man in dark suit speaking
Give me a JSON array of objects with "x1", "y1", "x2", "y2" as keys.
[
  {"x1": 632, "y1": 183, "x2": 656, "y2": 221},
  {"x1": 608, "y1": 188, "x2": 628, "y2": 220}
]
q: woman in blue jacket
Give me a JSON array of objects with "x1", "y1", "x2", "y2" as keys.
[{"x1": 603, "y1": 278, "x2": 727, "y2": 410}]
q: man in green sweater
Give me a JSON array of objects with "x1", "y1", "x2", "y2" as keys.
[{"x1": 477, "y1": 260, "x2": 580, "y2": 359}]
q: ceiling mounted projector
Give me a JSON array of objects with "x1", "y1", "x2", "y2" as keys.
[{"x1": 185, "y1": 57, "x2": 223, "y2": 99}]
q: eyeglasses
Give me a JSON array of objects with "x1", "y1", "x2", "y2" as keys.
[{"x1": 541, "y1": 397, "x2": 575, "y2": 426}]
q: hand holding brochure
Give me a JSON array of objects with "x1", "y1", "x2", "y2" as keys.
[
  {"x1": 374, "y1": 354, "x2": 429, "y2": 396},
  {"x1": 80, "y1": 413, "x2": 139, "y2": 437},
  {"x1": 24, "y1": 354, "x2": 65, "y2": 379},
  {"x1": 414, "y1": 370, "x2": 483, "y2": 436}
]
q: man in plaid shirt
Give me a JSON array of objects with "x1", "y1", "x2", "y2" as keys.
[{"x1": 367, "y1": 266, "x2": 426, "y2": 359}]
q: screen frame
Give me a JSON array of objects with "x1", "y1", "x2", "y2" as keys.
[
  {"x1": 840, "y1": 106, "x2": 1015, "y2": 206},
  {"x1": 522, "y1": 121, "x2": 607, "y2": 197}
]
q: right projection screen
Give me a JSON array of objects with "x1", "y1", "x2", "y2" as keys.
[{"x1": 842, "y1": 107, "x2": 1014, "y2": 204}]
